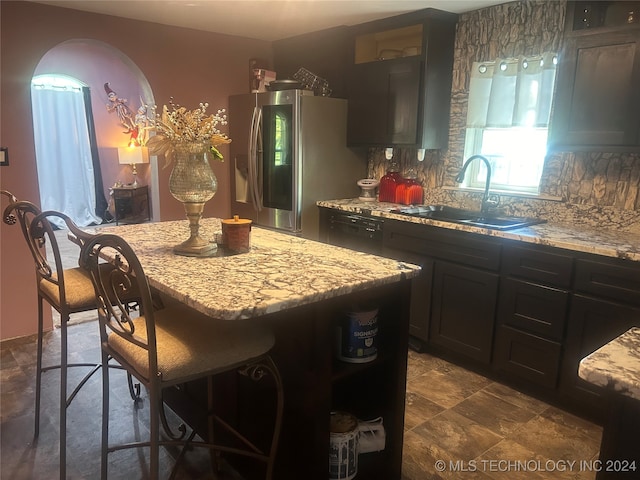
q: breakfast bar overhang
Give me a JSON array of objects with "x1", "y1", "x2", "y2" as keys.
[{"x1": 94, "y1": 218, "x2": 421, "y2": 479}]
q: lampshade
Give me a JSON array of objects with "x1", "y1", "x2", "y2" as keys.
[
  {"x1": 117, "y1": 146, "x2": 149, "y2": 165},
  {"x1": 117, "y1": 146, "x2": 149, "y2": 187}
]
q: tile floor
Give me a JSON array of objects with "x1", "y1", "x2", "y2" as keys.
[
  {"x1": 1, "y1": 230, "x2": 603, "y2": 479},
  {"x1": 1, "y1": 319, "x2": 603, "y2": 480},
  {"x1": 402, "y1": 351, "x2": 602, "y2": 480}
]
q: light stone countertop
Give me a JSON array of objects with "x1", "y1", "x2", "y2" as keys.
[
  {"x1": 317, "y1": 199, "x2": 640, "y2": 262},
  {"x1": 96, "y1": 218, "x2": 421, "y2": 321},
  {"x1": 578, "y1": 327, "x2": 640, "y2": 401}
]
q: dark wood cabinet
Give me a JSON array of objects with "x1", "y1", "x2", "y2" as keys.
[
  {"x1": 408, "y1": 258, "x2": 433, "y2": 343},
  {"x1": 320, "y1": 207, "x2": 640, "y2": 417},
  {"x1": 497, "y1": 278, "x2": 569, "y2": 341},
  {"x1": 549, "y1": 1, "x2": 640, "y2": 152},
  {"x1": 379, "y1": 220, "x2": 432, "y2": 344},
  {"x1": 347, "y1": 57, "x2": 422, "y2": 146},
  {"x1": 494, "y1": 278, "x2": 569, "y2": 388},
  {"x1": 430, "y1": 261, "x2": 498, "y2": 363},
  {"x1": 561, "y1": 256, "x2": 640, "y2": 416},
  {"x1": 493, "y1": 243, "x2": 573, "y2": 389},
  {"x1": 560, "y1": 295, "x2": 640, "y2": 416},
  {"x1": 346, "y1": 9, "x2": 457, "y2": 148},
  {"x1": 112, "y1": 185, "x2": 150, "y2": 225},
  {"x1": 574, "y1": 258, "x2": 640, "y2": 306},
  {"x1": 494, "y1": 325, "x2": 563, "y2": 389},
  {"x1": 382, "y1": 219, "x2": 500, "y2": 359}
]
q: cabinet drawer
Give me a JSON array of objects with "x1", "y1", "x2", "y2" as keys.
[
  {"x1": 383, "y1": 220, "x2": 501, "y2": 270},
  {"x1": 498, "y1": 278, "x2": 569, "y2": 341},
  {"x1": 493, "y1": 325, "x2": 562, "y2": 389},
  {"x1": 503, "y1": 244, "x2": 573, "y2": 288},
  {"x1": 574, "y1": 258, "x2": 640, "y2": 306}
]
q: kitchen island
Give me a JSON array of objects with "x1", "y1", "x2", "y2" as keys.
[
  {"x1": 579, "y1": 328, "x2": 640, "y2": 479},
  {"x1": 95, "y1": 218, "x2": 421, "y2": 480}
]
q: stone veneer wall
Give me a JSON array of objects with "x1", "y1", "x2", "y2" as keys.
[{"x1": 368, "y1": 0, "x2": 640, "y2": 232}]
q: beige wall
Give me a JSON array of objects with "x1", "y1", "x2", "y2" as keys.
[{"x1": 0, "y1": 1, "x2": 272, "y2": 340}]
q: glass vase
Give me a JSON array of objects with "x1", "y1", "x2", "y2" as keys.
[{"x1": 169, "y1": 141, "x2": 218, "y2": 257}]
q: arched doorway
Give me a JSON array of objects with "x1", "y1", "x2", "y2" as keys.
[{"x1": 31, "y1": 39, "x2": 157, "y2": 226}]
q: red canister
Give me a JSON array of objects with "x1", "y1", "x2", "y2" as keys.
[{"x1": 379, "y1": 163, "x2": 402, "y2": 203}]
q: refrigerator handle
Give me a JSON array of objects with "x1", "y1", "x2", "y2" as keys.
[{"x1": 248, "y1": 106, "x2": 263, "y2": 212}]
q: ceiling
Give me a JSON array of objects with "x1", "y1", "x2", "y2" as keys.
[{"x1": 32, "y1": 0, "x2": 509, "y2": 41}]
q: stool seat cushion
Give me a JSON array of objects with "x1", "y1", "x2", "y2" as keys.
[
  {"x1": 108, "y1": 306, "x2": 275, "y2": 383},
  {"x1": 40, "y1": 263, "x2": 138, "y2": 312}
]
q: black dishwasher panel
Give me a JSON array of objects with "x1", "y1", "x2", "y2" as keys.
[{"x1": 326, "y1": 212, "x2": 384, "y2": 255}]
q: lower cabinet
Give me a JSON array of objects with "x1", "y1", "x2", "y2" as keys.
[
  {"x1": 493, "y1": 242, "x2": 572, "y2": 390},
  {"x1": 321, "y1": 208, "x2": 640, "y2": 417},
  {"x1": 493, "y1": 280, "x2": 568, "y2": 389},
  {"x1": 408, "y1": 257, "x2": 433, "y2": 342},
  {"x1": 430, "y1": 261, "x2": 498, "y2": 363},
  {"x1": 382, "y1": 218, "x2": 500, "y2": 357},
  {"x1": 560, "y1": 295, "x2": 640, "y2": 415},
  {"x1": 493, "y1": 325, "x2": 562, "y2": 389},
  {"x1": 560, "y1": 256, "x2": 640, "y2": 417}
]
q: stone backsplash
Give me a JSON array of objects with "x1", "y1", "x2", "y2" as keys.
[{"x1": 367, "y1": 0, "x2": 640, "y2": 233}]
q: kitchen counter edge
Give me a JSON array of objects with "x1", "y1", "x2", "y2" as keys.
[{"x1": 317, "y1": 199, "x2": 640, "y2": 262}]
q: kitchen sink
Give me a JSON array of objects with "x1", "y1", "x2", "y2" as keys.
[
  {"x1": 459, "y1": 216, "x2": 545, "y2": 230},
  {"x1": 390, "y1": 205, "x2": 546, "y2": 231}
]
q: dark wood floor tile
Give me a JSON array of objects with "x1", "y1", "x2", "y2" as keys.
[
  {"x1": 412, "y1": 409, "x2": 503, "y2": 461},
  {"x1": 410, "y1": 365, "x2": 493, "y2": 409},
  {"x1": 403, "y1": 428, "x2": 494, "y2": 480},
  {"x1": 452, "y1": 390, "x2": 538, "y2": 437},
  {"x1": 509, "y1": 415, "x2": 602, "y2": 464},
  {"x1": 476, "y1": 439, "x2": 549, "y2": 480},
  {"x1": 481, "y1": 382, "x2": 550, "y2": 415},
  {"x1": 404, "y1": 390, "x2": 446, "y2": 430},
  {"x1": 406, "y1": 349, "x2": 448, "y2": 380},
  {"x1": 539, "y1": 405, "x2": 603, "y2": 440}
]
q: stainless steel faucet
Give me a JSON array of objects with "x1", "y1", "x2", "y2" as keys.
[{"x1": 455, "y1": 155, "x2": 498, "y2": 214}]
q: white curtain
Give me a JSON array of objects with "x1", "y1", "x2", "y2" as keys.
[
  {"x1": 31, "y1": 85, "x2": 102, "y2": 227},
  {"x1": 466, "y1": 52, "x2": 557, "y2": 128}
]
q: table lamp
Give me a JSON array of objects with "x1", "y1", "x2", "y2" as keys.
[{"x1": 117, "y1": 146, "x2": 149, "y2": 187}]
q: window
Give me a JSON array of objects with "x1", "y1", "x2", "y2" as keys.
[{"x1": 462, "y1": 53, "x2": 557, "y2": 195}]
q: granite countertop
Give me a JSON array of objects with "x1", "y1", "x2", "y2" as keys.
[
  {"x1": 317, "y1": 199, "x2": 640, "y2": 262},
  {"x1": 96, "y1": 218, "x2": 421, "y2": 321},
  {"x1": 578, "y1": 327, "x2": 640, "y2": 401}
]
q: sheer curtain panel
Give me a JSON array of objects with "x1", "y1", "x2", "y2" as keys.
[
  {"x1": 31, "y1": 83, "x2": 102, "y2": 227},
  {"x1": 466, "y1": 52, "x2": 557, "y2": 128}
]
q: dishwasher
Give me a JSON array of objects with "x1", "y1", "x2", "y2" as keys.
[{"x1": 325, "y1": 211, "x2": 384, "y2": 255}]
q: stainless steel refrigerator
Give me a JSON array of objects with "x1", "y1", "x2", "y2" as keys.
[{"x1": 229, "y1": 90, "x2": 366, "y2": 240}]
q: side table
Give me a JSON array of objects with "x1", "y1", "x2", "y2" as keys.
[{"x1": 112, "y1": 185, "x2": 150, "y2": 225}]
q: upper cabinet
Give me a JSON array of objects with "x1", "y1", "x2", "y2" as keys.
[
  {"x1": 346, "y1": 10, "x2": 458, "y2": 149},
  {"x1": 549, "y1": 1, "x2": 640, "y2": 152}
]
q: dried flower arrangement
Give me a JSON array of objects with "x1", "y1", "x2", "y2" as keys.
[{"x1": 146, "y1": 98, "x2": 231, "y2": 167}]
